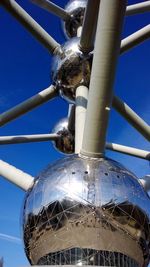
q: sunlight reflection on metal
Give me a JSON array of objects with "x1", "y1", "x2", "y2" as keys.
[{"x1": 23, "y1": 155, "x2": 150, "y2": 266}]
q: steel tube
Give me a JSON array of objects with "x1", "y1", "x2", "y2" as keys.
[
  {"x1": 81, "y1": 0, "x2": 126, "y2": 158},
  {"x1": 106, "y1": 142, "x2": 150, "y2": 160},
  {"x1": 31, "y1": 0, "x2": 70, "y2": 21},
  {"x1": 79, "y1": 0, "x2": 100, "y2": 53},
  {"x1": 120, "y1": 25, "x2": 150, "y2": 54},
  {"x1": 1, "y1": 0, "x2": 60, "y2": 54},
  {"x1": 75, "y1": 86, "x2": 88, "y2": 154},
  {"x1": 113, "y1": 96, "x2": 150, "y2": 141},
  {"x1": 0, "y1": 85, "x2": 58, "y2": 127},
  {"x1": 0, "y1": 134, "x2": 60, "y2": 145},
  {"x1": 0, "y1": 159, "x2": 34, "y2": 191},
  {"x1": 126, "y1": 1, "x2": 150, "y2": 16},
  {"x1": 77, "y1": 26, "x2": 82, "y2": 38}
]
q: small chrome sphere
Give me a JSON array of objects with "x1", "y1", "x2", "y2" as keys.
[
  {"x1": 51, "y1": 37, "x2": 92, "y2": 103},
  {"x1": 63, "y1": 0, "x2": 87, "y2": 39},
  {"x1": 23, "y1": 155, "x2": 150, "y2": 266},
  {"x1": 52, "y1": 118, "x2": 74, "y2": 154}
]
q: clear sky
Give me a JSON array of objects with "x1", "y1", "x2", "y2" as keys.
[{"x1": 0, "y1": 0, "x2": 149, "y2": 266}]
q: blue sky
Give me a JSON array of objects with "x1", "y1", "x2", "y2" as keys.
[{"x1": 0, "y1": 0, "x2": 150, "y2": 266}]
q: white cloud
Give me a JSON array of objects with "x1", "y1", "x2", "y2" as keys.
[{"x1": 0, "y1": 233, "x2": 21, "y2": 245}]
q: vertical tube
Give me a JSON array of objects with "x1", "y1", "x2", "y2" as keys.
[
  {"x1": 79, "y1": 0, "x2": 100, "y2": 53},
  {"x1": 77, "y1": 26, "x2": 82, "y2": 38},
  {"x1": 81, "y1": 0, "x2": 126, "y2": 158},
  {"x1": 75, "y1": 86, "x2": 88, "y2": 154},
  {"x1": 75, "y1": 25, "x2": 88, "y2": 153}
]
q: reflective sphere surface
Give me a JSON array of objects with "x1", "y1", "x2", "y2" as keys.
[
  {"x1": 23, "y1": 156, "x2": 150, "y2": 266},
  {"x1": 52, "y1": 118, "x2": 74, "y2": 154},
  {"x1": 51, "y1": 37, "x2": 92, "y2": 103},
  {"x1": 63, "y1": 0, "x2": 87, "y2": 39}
]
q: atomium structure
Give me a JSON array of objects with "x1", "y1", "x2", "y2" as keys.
[{"x1": 0, "y1": 0, "x2": 150, "y2": 267}]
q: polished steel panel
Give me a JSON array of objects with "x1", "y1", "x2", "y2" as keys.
[
  {"x1": 51, "y1": 37, "x2": 92, "y2": 103},
  {"x1": 22, "y1": 156, "x2": 150, "y2": 265}
]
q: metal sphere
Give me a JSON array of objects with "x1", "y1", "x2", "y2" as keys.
[
  {"x1": 51, "y1": 37, "x2": 92, "y2": 103},
  {"x1": 23, "y1": 155, "x2": 150, "y2": 266},
  {"x1": 52, "y1": 118, "x2": 74, "y2": 154},
  {"x1": 63, "y1": 0, "x2": 87, "y2": 39}
]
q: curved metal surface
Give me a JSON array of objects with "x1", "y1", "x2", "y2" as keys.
[
  {"x1": 52, "y1": 118, "x2": 74, "y2": 154},
  {"x1": 51, "y1": 37, "x2": 92, "y2": 103},
  {"x1": 62, "y1": 0, "x2": 87, "y2": 38},
  {"x1": 23, "y1": 156, "x2": 150, "y2": 265}
]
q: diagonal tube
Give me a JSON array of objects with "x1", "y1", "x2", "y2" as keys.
[
  {"x1": 113, "y1": 26, "x2": 150, "y2": 140},
  {"x1": 113, "y1": 96, "x2": 150, "y2": 141},
  {"x1": 0, "y1": 85, "x2": 58, "y2": 127},
  {"x1": 0, "y1": 159, "x2": 34, "y2": 191},
  {"x1": 126, "y1": 1, "x2": 150, "y2": 16},
  {"x1": 31, "y1": 0, "x2": 70, "y2": 21},
  {"x1": 120, "y1": 25, "x2": 150, "y2": 54},
  {"x1": 81, "y1": 0, "x2": 126, "y2": 158},
  {"x1": 0, "y1": 134, "x2": 60, "y2": 145},
  {"x1": 79, "y1": 0, "x2": 100, "y2": 53},
  {"x1": 106, "y1": 142, "x2": 150, "y2": 160},
  {"x1": 1, "y1": 0, "x2": 60, "y2": 54}
]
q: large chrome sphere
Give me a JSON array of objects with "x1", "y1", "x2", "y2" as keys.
[
  {"x1": 63, "y1": 0, "x2": 87, "y2": 39},
  {"x1": 52, "y1": 118, "x2": 74, "y2": 154},
  {"x1": 51, "y1": 37, "x2": 92, "y2": 103},
  {"x1": 23, "y1": 155, "x2": 150, "y2": 266}
]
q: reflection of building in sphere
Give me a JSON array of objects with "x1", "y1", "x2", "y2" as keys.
[
  {"x1": 52, "y1": 118, "x2": 74, "y2": 154},
  {"x1": 51, "y1": 37, "x2": 92, "y2": 103},
  {"x1": 23, "y1": 156, "x2": 150, "y2": 266},
  {"x1": 62, "y1": 0, "x2": 87, "y2": 39}
]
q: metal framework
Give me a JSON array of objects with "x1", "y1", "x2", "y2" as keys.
[{"x1": 0, "y1": 0, "x2": 150, "y2": 190}]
